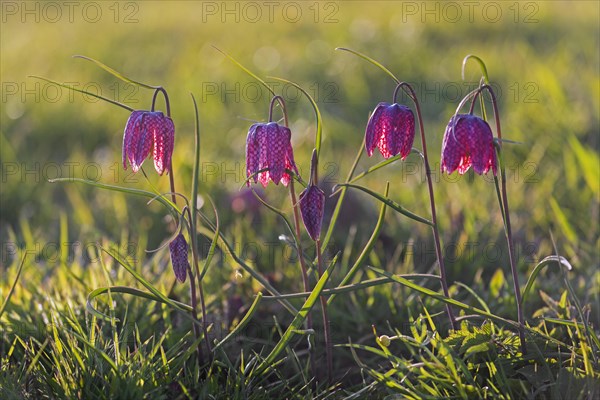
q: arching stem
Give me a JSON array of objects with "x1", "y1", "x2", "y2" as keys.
[
  {"x1": 398, "y1": 81, "x2": 457, "y2": 330},
  {"x1": 484, "y1": 86, "x2": 527, "y2": 354}
]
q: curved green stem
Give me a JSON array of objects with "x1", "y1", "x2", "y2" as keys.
[
  {"x1": 462, "y1": 54, "x2": 490, "y2": 84},
  {"x1": 336, "y1": 48, "x2": 400, "y2": 84},
  {"x1": 486, "y1": 86, "x2": 526, "y2": 354},
  {"x1": 401, "y1": 82, "x2": 457, "y2": 330},
  {"x1": 151, "y1": 87, "x2": 172, "y2": 116}
]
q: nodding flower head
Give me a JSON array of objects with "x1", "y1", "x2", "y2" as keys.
[
  {"x1": 169, "y1": 233, "x2": 189, "y2": 283},
  {"x1": 245, "y1": 122, "x2": 299, "y2": 187},
  {"x1": 299, "y1": 149, "x2": 325, "y2": 241},
  {"x1": 441, "y1": 114, "x2": 497, "y2": 175},
  {"x1": 123, "y1": 111, "x2": 174, "y2": 175},
  {"x1": 365, "y1": 103, "x2": 415, "y2": 159},
  {"x1": 299, "y1": 184, "x2": 325, "y2": 241}
]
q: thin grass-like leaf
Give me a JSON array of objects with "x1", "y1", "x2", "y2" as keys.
[
  {"x1": 336, "y1": 48, "x2": 400, "y2": 84},
  {"x1": 213, "y1": 46, "x2": 275, "y2": 97},
  {"x1": 251, "y1": 253, "x2": 338, "y2": 377},
  {"x1": 521, "y1": 255, "x2": 573, "y2": 305},
  {"x1": 269, "y1": 76, "x2": 323, "y2": 158},
  {"x1": 328, "y1": 182, "x2": 389, "y2": 305},
  {"x1": 213, "y1": 293, "x2": 263, "y2": 351},
  {"x1": 197, "y1": 224, "x2": 297, "y2": 315},
  {"x1": 87, "y1": 286, "x2": 192, "y2": 321},
  {"x1": 369, "y1": 266, "x2": 516, "y2": 327},
  {"x1": 335, "y1": 183, "x2": 433, "y2": 227},
  {"x1": 73, "y1": 55, "x2": 158, "y2": 89},
  {"x1": 30, "y1": 75, "x2": 133, "y2": 111},
  {"x1": 100, "y1": 247, "x2": 191, "y2": 314},
  {"x1": 49, "y1": 177, "x2": 178, "y2": 214},
  {"x1": 320, "y1": 144, "x2": 364, "y2": 252},
  {"x1": 0, "y1": 254, "x2": 25, "y2": 319}
]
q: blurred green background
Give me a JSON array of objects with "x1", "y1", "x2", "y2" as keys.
[{"x1": 1, "y1": 1, "x2": 598, "y2": 305}]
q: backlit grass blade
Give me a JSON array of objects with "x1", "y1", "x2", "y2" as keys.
[
  {"x1": 336, "y1": 47, "x2": 400, "y2": 84},
  {"x1": 269, "y1": 76, "x2": 323, "y2": 158},
  {"x1": 335, "y1": 183, "x2": 433, "y2": 227},
  {"x1": 251, "y1": 253, "x2": 338, "y2": 377},
  {"x1": 342, "y1": 149, "x2": 421, "y2": 189},
  {"x1": 30, "y1": 75, "x2": 133, "y2": 111},
  {"x1": 197, "y1": 224, "x2": 297, "y2": 315},
  {"x1": 73, "y1": 55, "x2": 159, "y2": 89},
  {"x1": 213, "y1": 46, "x2": 275, "y2": 97},
  {"x1": 100, "y1": 246, "x2": 191, "y2": 315},
  {"x1": 261, "y1": 275, "x2": 437, "y2": 301},
  {"x1": 328, "y1": 182, "x2": 389, "y2": 305},
  {"x1": 521, "y1": 255, "x2": 573, "y2": 305},
  {"x1": 0, "y1": 254, "x2": 26, "y2": 319},
  {"x1": 320, "y1": 143, "x2": 364, "y2": 252},
  {"x1": 369, "y1": 266, "x2": 516, "y2": 327},
  {"x1": 87, "y1": 286, "x2": 192, "y2": 321},
  {"x1": 49, "y1": 177, "x2": 178, "y2": 214},
  {"x1": 213, "y1": 293, "x2": 263, "y2": 351}
]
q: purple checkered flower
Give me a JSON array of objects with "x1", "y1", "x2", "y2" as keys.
[
  {"x1": 245, "y1": 122, "x2": 299, "y2": 188},
  {"x1": 123, "y1": 111, "x2": 174, "y2": 175},
  {"x1": 169, "y1": 233, "x2": 189, "y2": 283},
  {"x1": 299, "y1": 184, "x2": 325, "y2": 241},
  {"x1": 365, "y1": 103, "x2": 415, "y2": 159},
  {"x1": 441, "y1": 114, "x2": 497, "y2": 175}
]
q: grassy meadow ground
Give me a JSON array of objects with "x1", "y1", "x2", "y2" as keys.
[{"x1": 1, "y1": 1, "x2": 599, "y2": 398}]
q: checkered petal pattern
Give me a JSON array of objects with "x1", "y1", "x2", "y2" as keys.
[
  {"x1": 245, "y1": 122, "x2": 298, "y2": 187},
  {"x1": 299, "y1": 184, "x2": 325, "y2": 241},
  {"x1": 441, "y1": 114, "x2": 497, "y2": 175},
  {"x1": 123, "y1": 111, "x2": 175, "y2": 175},
  {"x1": 365, "y1": 103, "x2": 415, "y2": 160},
  {"x1": 169, "y1": 233, "x2": 189, "y2": 283}
]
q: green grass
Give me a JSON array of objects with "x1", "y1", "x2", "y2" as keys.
[{"x1": 1, "y1": 1, "x2": 599, "y2": 398}]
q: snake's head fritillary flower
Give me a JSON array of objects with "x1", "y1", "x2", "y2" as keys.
[
  {"x1": 441, "y1": 114, "x2": 497, "y2": 175},
  {"x1": 299, "y1": 184, "x2": 325, "y2": 241},
  {"x1": 299, "y1": 149, "x2": 325, "y2": 241},
  {"x1": 169, "y1": 233, "x2": 189, "y2": 283},
  {"x1": 123, "y1": 111, "x2": 174, "y2": 175},
  {"x1": 365, "y1": 103, "x2": 415, "y2": 159},
  {"x1": 245, "y1": 122, "x2": 299, "y2": 187}
]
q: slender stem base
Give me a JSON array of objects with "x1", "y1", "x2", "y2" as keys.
[
  {"x1": 317, "y1": 240, "x2": 333, "y2": 385},
  {"x1": 500, "y1": 168, "x2": 526, "y2": 354},
  {"x1": 406, "y1": 82, "x2": 457, "y2": 330},
  {"x1": 288, "y1": 181, "x2": 315, "y2": 379}
]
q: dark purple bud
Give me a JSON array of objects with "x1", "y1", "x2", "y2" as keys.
[
  {"x1": 299, "y1": 184, "x2": 325, "y2": 241},
  {"x1": 169, "y1": 233, "x2": 189, "y2": 283}
]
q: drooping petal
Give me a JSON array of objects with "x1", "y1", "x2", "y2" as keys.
[
  {"x1": 466, "y1": 116, "x2": 494, "y2": 175},
  {"x1": 130, "y1": 113, "x2": 154, "y2": 172},
  {"x1": 365, "y1": 103, "x2": 387, "y2": 157},
  {"x1": 256, "y1": 124, "x2": 271, "y2": 187},
  {"x1": 396, "y1": 105, "x2": 416, "y2": 159},
  {"x1": 151, "y1": 113, "x2": 175, "y2": 175},
  {"x1": 441, "y1": 115, "x2": 464, "y2": 174},
  {"x1": 245, "y1": 123, "x2": 260, "y2": 185},
  {"x1": 169, "y1": 233, "x2": 189, "y2": 283},
  {"x1": 123, "y1": 111, "x2": 143, "y2": 170},
  {"x1": 441, "y1": 114, "x2": 497, "y2": 176},
  {"x1": 266, "y1": 123, "x2": 289, "y2": 185},
  {"x1": 299, "y1": 184, "x2": 325, "y2": 241},
  {"x1": 281, "y1": 140, "x2": 299, "y2": 187}
]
